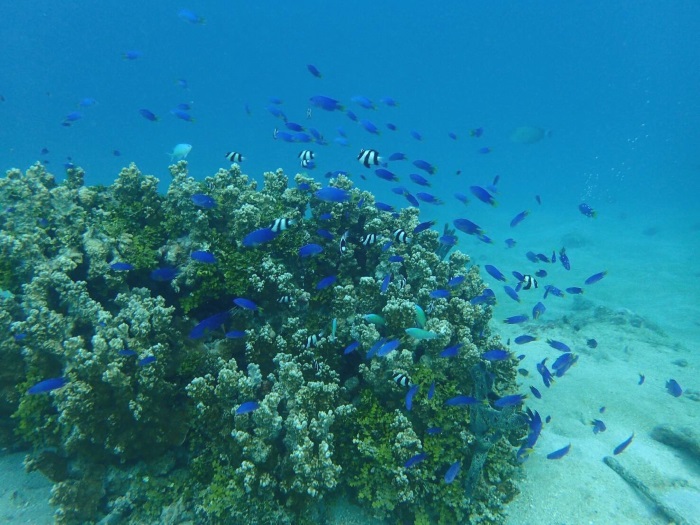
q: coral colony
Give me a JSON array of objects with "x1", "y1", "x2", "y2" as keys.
[{"x1": 1, "y1": 162, "x2": 525, "y2": 524}]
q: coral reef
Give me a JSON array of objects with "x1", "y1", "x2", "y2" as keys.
[{"x1": 0, "y1": 161, "x2": 525, "y2": 524}]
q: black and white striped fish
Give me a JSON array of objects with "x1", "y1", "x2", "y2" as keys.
[
  {"x1": 357, "y1": 148, "x2": 383, "y2": 168},
  {"x1": 522, "y1": 275, "x2": 538, "y2": 290},
  {"x1": 339, "y1": 231, "x2": 349, "y2": 254},
  {"x1": 393, "y1": 373, "x2": 411, "y2": 387},
  {"x1": 393, "y1": 228, "x2": 410, "y2": 243},
  {"x1": 225, "y1": 151, "x2": 245, "y2": 162},
  {"x1": 298, "y1": 150, "x2": 315, "y2": 162},
  {"x1": 270, "y1": 218, "x2": 295, "y2": 233},
  {"x1": 360, "y1": 233, "x2": 377, "y2": 246}
]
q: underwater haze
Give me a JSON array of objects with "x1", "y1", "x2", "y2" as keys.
[{"x1": 1, "y1": 1, "x2": 699, "y2": 524}]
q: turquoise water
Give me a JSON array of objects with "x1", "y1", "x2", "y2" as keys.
[{"x1": 1, "y1": 2, "x2": 699, "y2": 524}]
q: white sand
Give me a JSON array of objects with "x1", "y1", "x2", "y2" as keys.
[{"x1": 0, "y1": 452, "x2": 53, "y2": 524}]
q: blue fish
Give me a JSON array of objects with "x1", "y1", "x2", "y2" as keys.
[
  {"x1": 343, "y1": 341, "x2": 360, "y2": 355},
  {"x1": 503, "y1": 286, "x2": 520, "y2": 303},
  {"x1": 110, "y1": 262, "x2": 134, "y2": 271},
  {"x1": 537, "y1": 359, "x2": 554, "y2": 388},
  {"x1": 566, "y1": 287, "x2": 584, "y2": 295},
  {"x1": 360, "y1": 119, "x2": 380, "y2": 135},
  {"x1": 346, "y1": 110, "x2": 358, "y2": 122},
  {"x1": 546, "y1": 443, "x2": 571, "y2": 460},
  {"x1": 316, "y1": 228, "x2": 334, "y2": 240},
  {"x1": 584, "y1": 271, "x2": 607, "y2": 285},
  {"x1": 444, "y1": 461, "x2": 461, "y2": 483},
  {"x1": 150, "y1": 267, "x2": 178, "y2": 282},
  {"x1": 191, "y1": 250, "x2": 216, "y2": 264},
  {"x1": 578, "y1": 202, "x2": 597, "y2": 218},
  {"x1": 439, "y1": 235, "x2": 458, "y2": 246},
  {"x1": 529, "y1": 385, "x2": 542, "y2": 399},
  {"x1": 510, "y1": 210, "x2": 529, "y2": 227},
  {"x1": 428, "y1": 381, "x2": 436, "y2": 400},
  {"x1": 552, "y1": 353, "x2": 577, "y2": 375},
  {"x1": 27, "y1": 376, "x2": 68, "y2": 394},
  {"x1": 426, "y1": 427, "x2": 443, "y2": 435},
  {"x1": 375, "y1": 168, "x2": 398, "y2": 181},
  {"x1": 307, "y1": 64, "x2": 322, "y2": 78},
  {"x1": 377, "y1": 339, "x2": 400, "y2": 357},
  {"x1": 386, "y1": 122, "x2": 397, "y2": 130},
  {"x1": 445, "y1": 395, "x2": 480, "y2": 406},
  {"x1": 454, "y1": 192, "x2": 469, "y2": 205},
  {"x1": 447, "y1": 275, "x2": 465, "y2": 288},
  {"x1": 191, "y1": 193, "x2": 216, "y2": 208},
  {"x1": 316, "y1": 275, "x2": 337, "y2": 290},
  {"x1": 470, "y1": 288, "x2": 496, "y2": 305},
  {"x1": 389, "y1": 152, "x2": 407, "y2": 161},
  {"x1": 178, "y1": 8, "x2": 205, "y2": 24},
  {"x1": 505, "y1": 238, "x2": 517, "y2": 248},
  {"x1": 404, "y1": 452, "x2": 428, "y2": 468},
  {"x1": 314, "y1": 187, "x2": 350, "y2": 203},
  {"x1": 613, "y1": 433, "x2": 634, "y2": 455},
  {"x1": 375, "y1": 202, "x2": 395, "y2": 212},
  {"x1": 388, "y1": 255, "x2": 404, "y2": 263},
  {"x1": 453, "y1": 218, "x2": 484, "y2": 236},
  {"x1": 242, "y1": 228, "x2": 278, "y2": 247},
  {"x1": 365, "y1": 338, "x2": 386, "y2": 359},
  {"x1": 189, "y1": 311, "x2": 231, "y2": 339},
  {"x1": 236, "y1": 401, "x2": 260, "y2": 415},
  {"x1": 406, "y1": 384, "x2": 419, "y2": 411},
  {"x1": 413, "y1": 220, "x2": 435, "y2": 234},
  {"x1": 352, "y1": 95, "x2": 376, "y2": 109},
  {"x1": 666, "y1": 379, "x2": 682, "y2": 397},
  {"x1": 170, "y1": 108, "x2": 194, "y2": 122},
  {"x1": 309, "y1": 95, "x2": 344, "y2": 112},
  {"x1": 412, "y1": 159, "x2": 437, "y2": 174},
  {"x1": 122, "y1": 50, "x2": 143, "y2": 60},
  {"x1": 543, "y1": 285, "x2": 565, "y2": 298},
  {"x1": 532, "y1": 302, "x2": 546, "y2": 320},
  {"x1": 138, "y1": 109, "x2": 158, "y2": 121},
  {"x1": 299, "y1": 243, "x2": 324, "y2": 257},
  {"x1": 416, "y1": 192, "x2": 443, "y2": 205},
  {"x1": 482, "y1": 349, "x2": 510, "y2": 361},
  {"x1": 380, "y1": 274, "x2": 391, "y2": 293},
  {"x1": 138, "y1": 355, "x2": 156, "y2": 366},
  {"x1": 493, "y1": 394, "x2": 526, "y2": 408},
  {"x1": 638, "y1": 373, "x2": 645, "y2": 385},
  {"x1": 484, "y1": 265, "x2": 506, "y2": 282},
  {"x1": 470, "y1": 186, "x2": 497, "y2": 206},
  {"x1": 118, "y1": 349, "x2": 137, "y2": 356},
  {"x1": 547, "y1": 339, "x2": 571, "y2": 353},
  {"x1": 403, "y1": 192, "x2": 418, "y2": 207},
  {"x1": 440, "y1": 343, "x2": 462, "y2": 358},
  {"x1": 430, "y1": 289, "x2": 451, "y2": 299},
  {"x1": 409, "y1": 173, "x2": 431, "y2": 187},
  {"x1": 587, "y1": 338, "x2": 598, "y2": 348},
  {"x1": 225, "y1": 330, "x2": 246, "y2": 339},
  {"x1": 559, "y1": 248, "x2": 571, "y2": 270},
  {"x1": 233, "y1": 297, "x2": 258, "y2": 311},
  {"x1": 591, "y1": 419, "x2": 607, "y2": 434},
  {"x1": 380, "y1": 96, "x2": 398, "y2": 107}
]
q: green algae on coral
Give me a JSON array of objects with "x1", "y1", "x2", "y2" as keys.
[{"x1": 0, "y1": 161, "x2": 525, "y2": 524}]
